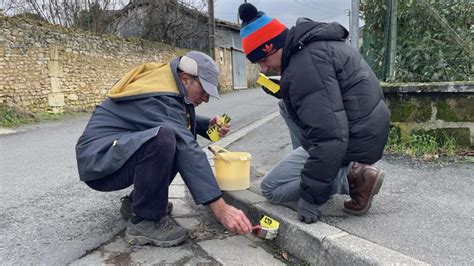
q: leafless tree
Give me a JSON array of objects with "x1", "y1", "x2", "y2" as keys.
[
  {"x1": 1, "y1": 0, "x2": 129, "y2": 32},
  {"x1": 139, "y1": 0, "x2": 209, "y2": 49},
  {"x1": 1, "y1": 0, "x2": 214, "y2": 46}
]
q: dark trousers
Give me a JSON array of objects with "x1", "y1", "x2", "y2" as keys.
[{"x1": 85, "y1": 127, "x2": 177, "y2": 220}]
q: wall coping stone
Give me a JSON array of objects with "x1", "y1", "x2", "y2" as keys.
[{"x1": 382, "y1": 81, "x2": 474, "y2": 94}]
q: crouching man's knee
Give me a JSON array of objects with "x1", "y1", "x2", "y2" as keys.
[
  {"x1": 260, "y1": 173, "x2": 300, "y2": 203},
  {"x1": 154, "y1": 127, "x2": 176, "y2": 154},
  {"x1": 260, "y1": 178, "x2": 277, "y2": 202}
]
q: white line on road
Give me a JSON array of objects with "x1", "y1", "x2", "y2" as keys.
[{"x1": 211, "y1": 111, "x2": 280, "y2": 149}]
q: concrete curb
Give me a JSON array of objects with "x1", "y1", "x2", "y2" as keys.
[
  {"x1": 206, "y1": 112, "x2": 427, "y2": 265},
  {"x1": 222, "y1": 190, "x2": 427, "y2": 265}
]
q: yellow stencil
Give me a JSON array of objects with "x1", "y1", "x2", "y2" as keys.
[
  {"x1": 260, "y1": 215, "x2": 280, "y2": 230},
  {"x1": 206, "y1": 126, "x2": 220, "y2": 142},
  {"x1": 256, "y1": 73, "x2": 280, "y2": 94},
  {"x1": 207, "y1": 114, "x2": 231, "y2": 142}
]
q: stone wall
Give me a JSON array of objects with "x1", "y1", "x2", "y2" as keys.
[
  {"x1": 0, "y1": 16, "x2": 192, "y2": 114},
  {"x1": 246, "y1": 63, "x2": 260, "y2": 88},
  {"x1": 215, "y1": 47, "x2": 233, "y2": 91},
  {"x1": 383, "y1": 82, "x2": 474, "y2": 147}
]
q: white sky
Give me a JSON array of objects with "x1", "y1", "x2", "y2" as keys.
[
  {"x1": 0, "y1": 0, "x2": 360, "y2": 30},
  {"x1": 214, "y1": 0, "x2": 357, "y2": 29}
]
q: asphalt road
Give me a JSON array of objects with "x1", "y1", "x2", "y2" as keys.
[
  {"x1": 227, "y1": 115, "x2": 474, "y2": 265},
  {"x1": 0, "y1": 88, "x2": 278, "y2": 264}
]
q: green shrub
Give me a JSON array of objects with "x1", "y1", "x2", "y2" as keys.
[
  {"x1": 362, "y1": 0, "x2": 472, "y2": 82},
  {"x1": 385, "y1": 126, "x2": 402, "y2": 152},
  {"x1": 438, "y1": 132, "x2": 458, "y2": 156},
  {"x1": 385, "y1": 129, "x2": 459, "y2": 159},
  {"x1": 0, "y1": 105, "x2": 29, "y2": 127},
  {"x1": 0, "y1": 105, "x2": 65, "y2": 127},
  {"x1": 407, "y1": 134, "x2": 438, "y2": 156}
]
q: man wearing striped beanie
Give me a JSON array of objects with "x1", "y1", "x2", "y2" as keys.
[
  {"x1": 239, "y1": 4, "x2": 288, "y2": 68},
  {"x1": 239, "y1": 3, "x2": 390, "y2": 224}
]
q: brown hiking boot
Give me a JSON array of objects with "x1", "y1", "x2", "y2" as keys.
[{"x1": 343, "y1": 162, "x2": 384, "y2": 216}]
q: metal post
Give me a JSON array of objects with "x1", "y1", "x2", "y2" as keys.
[
  {"x1": 382, "y1": 0, "x2": 392, "y2": 81},
  {"x1": 208, "y1": 0, "x2": 215, "y2": 60},
  {"x1": 350, "y1": 0, "x2": 360, "y2": 50},
  {"x1": 388, "y1": 0, "x2": 398, "y2": 80}
]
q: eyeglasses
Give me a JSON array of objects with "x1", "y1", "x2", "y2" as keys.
[{"x1": 192, "y1": 76, "x2": 208, "y2": 97}]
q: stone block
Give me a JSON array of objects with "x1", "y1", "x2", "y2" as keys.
[
  {"x1": 48, "y1": 92, "x2": 64, "y2": 107},
  {"x1": 170, "y1": 199, "x2": 193, "y2": 217},
  {"x1": 222, "y1": 190, "x2": 266, "y2": 206},
  {"x1": 174, "y1": 217, "x2": 200, "y2": 230},
  {"x1": 436, "y1": 97, "x2": 474, "y2": 122},
  {"x1": 50, "y1": 77, "x2": 60, "y2": 93},
  {"x1": 198, "y1": 235, "x2": 284, "y2": 265},
  {"x1": 50, "y1": 107, "x2": 63, "y2": 113},
  {"x1": 171, "y1": 174, "x2": 184, "y2": 185},
  {"x1": 48, "y1": 61, "x2": 63, "y2": 77},
  {"x1": 50, "y1": 46, "x2": 59, "y2": 60},
  {"x1": 319, "y1": 234, "x2": 426, "y2": 265},
  {"x1": 168, "y1": 185, "x2": 185, "y2": 198},
  {"x1": 67, "y1": 94, "x2": 78, "y2": 101},
  {"x1": 387, "y1": 96, "x2": 432, "y2": 122}
]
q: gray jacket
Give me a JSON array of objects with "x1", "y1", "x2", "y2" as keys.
[{"x1": 75, "y1": 58, "x2": 222, "y2": 205}]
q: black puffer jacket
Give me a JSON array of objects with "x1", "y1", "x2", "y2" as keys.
[{"x1": 280, "y1": 19, "x2": 390, "y2": 205}]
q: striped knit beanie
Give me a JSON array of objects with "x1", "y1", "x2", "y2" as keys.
[{"x1": 239, "y1": 3, "x2": 288, "y2": 63}]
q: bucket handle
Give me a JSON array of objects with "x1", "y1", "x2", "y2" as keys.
[
  {"x1": 208, "y1": 146, "x2": 231, "y2": 163},
  {"x1": 212, "y1": 146, "x2": 230, "y2": 153}
]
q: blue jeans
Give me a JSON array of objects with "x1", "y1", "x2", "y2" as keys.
[{"x1": 260, "y1": 100, "x2": 349, "y2": 203}]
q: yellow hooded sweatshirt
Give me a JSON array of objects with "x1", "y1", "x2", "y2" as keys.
[{"x1": 108, "y1": 63, "x2": 180, "y2": 99}]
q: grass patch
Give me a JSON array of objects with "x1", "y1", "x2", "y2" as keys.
[
  {"x1": 37, "y1": 111, "x2": 64, "y2": 122},
  {"x1": 0, "y1": 105, "x2": 32, "y2": 127},
  {"x1": 385, "y1": 127, "x2": 469, "y2": 161},
  {"x1": 0, "y1": 105, "x2": 68, "y2": 128}
]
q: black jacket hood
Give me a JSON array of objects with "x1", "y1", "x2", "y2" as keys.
[{"x1": 282, "y1": 18, "x2": 349, "y2": 70}]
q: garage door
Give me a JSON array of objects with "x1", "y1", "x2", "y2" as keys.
[{"x1": 231, "y1": 49, "x2": 247, "y2": 89}]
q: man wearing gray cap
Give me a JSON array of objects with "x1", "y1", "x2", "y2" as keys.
[{"x1": 76, "y1": 51, "x2": 252, "y2": 247}]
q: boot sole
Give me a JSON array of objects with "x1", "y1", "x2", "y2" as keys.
[
  {"x1": 125, "y1": 231, "x2": 187, "y2": 247},
  {"x1": 343, "y1": 170, "x2": 384, "y2": 216}
]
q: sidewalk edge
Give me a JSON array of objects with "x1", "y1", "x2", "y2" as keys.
[
  {"x1": 222, "y1": 190, "x2": 427, "y2": 265},
  {"x1": 209, "y1": 112, "x2": 427, "y2": 265}
]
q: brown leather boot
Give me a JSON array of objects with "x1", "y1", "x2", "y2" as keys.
[{"x1": 343, "y1": 162, "x2": 384, "y2": 216}]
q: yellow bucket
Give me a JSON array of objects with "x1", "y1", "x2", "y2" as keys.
[{"x1": 213, "y1": 152, "x2": 252, "y2": 191}]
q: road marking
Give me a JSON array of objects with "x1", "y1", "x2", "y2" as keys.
[
  {"x1": 203, "y1": 111, "x2": 280, "y2": 162},
  {"x1": 211, "y1": 111, "x2": 280, "y2": 149}
]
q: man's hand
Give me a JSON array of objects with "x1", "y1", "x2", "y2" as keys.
[
  {"x1": 260, "y1": 76, "x2": 282, "y2": 99},
  {"x1": 209, "y1": 116, "x2": 231, "y2": 137},
  {"x1": 209, "y1": 198, "x2": 252, "y2": 234},
  {"x1": 298, "y1": 198, "x2": 321, "y2": 224},
  {"x1": 261, "y1": 85, "x2": 282, "y2": 99}
]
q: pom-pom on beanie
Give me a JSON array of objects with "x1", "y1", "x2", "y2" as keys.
[{"x1": 239, "y1": 3, "x2": 288, "y2": 63}]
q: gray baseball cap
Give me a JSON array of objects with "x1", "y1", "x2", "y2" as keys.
[{"x1": 178, "y1": 51, "x2": 220, "y2": 99}]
